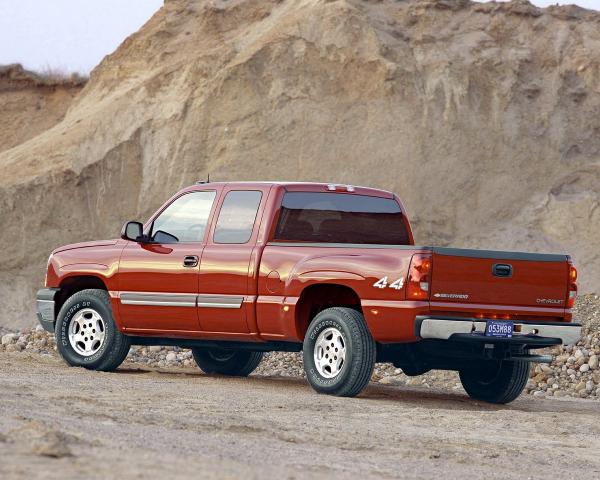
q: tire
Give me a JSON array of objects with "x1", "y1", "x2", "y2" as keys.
[
  {"x1": 55, "y1": 289, "x2": 131, "y2": 371},
  {"x1": 303, "y1": 307, "x2": 376, "y2": 397},
  {"x1": 459, "y1": 359, "x2": 530, "y2": 404},
  {"x1": 191, "y1": 347, "x2": 263, "y2": 376}
]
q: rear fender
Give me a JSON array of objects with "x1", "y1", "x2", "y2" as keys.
[
  {"x1": 287, "y1": 253, "x2": 416, "y2": 341},
  {"x1": 287, "y1": 253, "x2": 406, "y2": 296}
]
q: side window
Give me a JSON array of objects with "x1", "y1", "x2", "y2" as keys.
[
  {"x1": 151, "y1": 191, "x2": 216, "y2": 243},
  {"x1": 213, "y1": 190, "x2": 263, "y2": 244}
]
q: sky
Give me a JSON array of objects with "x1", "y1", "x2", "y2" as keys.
[
  {"x1": 0, "y1": 0, "x2": 163, "y2": 74},
  {"x1": 0, "y1": 0, "x2": 599, "y2": 75}
]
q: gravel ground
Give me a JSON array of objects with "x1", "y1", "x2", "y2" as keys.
[
  {"x1": 1, "y1": 295, "x2": 599, "y2": 478},
  {"x1": 1, "y1": 351, "x2": 600, "y2": 479},
  {"x1": 2, "y1": 294, "x2": 599, "y2": 400}
]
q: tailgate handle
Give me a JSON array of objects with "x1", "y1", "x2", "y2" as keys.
[{"x1": 492, "y1": 263, "x2": 512, "y2": 277}]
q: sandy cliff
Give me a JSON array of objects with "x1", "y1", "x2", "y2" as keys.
[{"x1": 0, "y1": 0, "x2": 599, "y2": 329}]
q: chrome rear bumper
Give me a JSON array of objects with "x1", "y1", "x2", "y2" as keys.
[{"x1": 417, "y1": 317, "x2": 581, "y2": 346}]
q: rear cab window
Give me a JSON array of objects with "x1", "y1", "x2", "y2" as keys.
[
  {"x1": 273, "y1": 192, "x2": 410, "y2": 245},
  {"x1": 214, "y1": 190, "x2": 263, "y2": 244}
]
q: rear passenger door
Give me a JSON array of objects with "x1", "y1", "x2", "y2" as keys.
[{"x1": 198, "y1": 188, "x2": 267, "y2": 335}]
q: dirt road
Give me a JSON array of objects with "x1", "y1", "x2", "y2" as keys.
[{"x1": 1, "y1": 352, "x2": 599, "y2": 480}]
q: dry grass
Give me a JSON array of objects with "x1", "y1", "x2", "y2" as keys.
[
  {"x1": 0, "y1": 63, "x2": 87, "y2": 87},
  {"x1": 36, "y1": 65, "x2": 88, "y2": 85}
]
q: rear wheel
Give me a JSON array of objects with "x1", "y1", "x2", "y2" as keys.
[
  {"x1": 303, "y1": 307, "x2": 375, "y2": 397},
  {"x1": 191, "y1": 347, "x2": 263, "y2": 376},
  {"x1": 459, "y1": 359, "x2": 530, "y2": 404},
  {"x1": 55, "y1": 289, "x2": 131, "y2": 371}
]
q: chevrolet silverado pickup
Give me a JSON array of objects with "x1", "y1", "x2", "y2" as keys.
[{"x1": 36, "y1": 182, "x2": 581, "y2": 403}]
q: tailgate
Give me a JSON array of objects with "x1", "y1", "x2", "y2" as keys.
[{"x1": 430, "y1": 247, "x2": 569, "y2": 309}]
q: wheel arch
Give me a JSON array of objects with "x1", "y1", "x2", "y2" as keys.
[
  {"x1": 55, "y1": 275, "x2": 108, "y2": 318},
  {"x1": 294, "y1": 283, "x2": 363, "y2": 339}
]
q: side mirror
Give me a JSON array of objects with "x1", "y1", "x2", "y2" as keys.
[{"x1": 121, "y1": 221, "x2": 143, "y2": 242}]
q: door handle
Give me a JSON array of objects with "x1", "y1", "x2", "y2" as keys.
[{"x1": 183, "y1": 255, "x2": 199, "y2": 267}]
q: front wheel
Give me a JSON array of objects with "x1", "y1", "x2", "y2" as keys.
[
  {"x1": 55, "y1": 289, "x2": 131, "y2": 371},
  {"x1": 191, "y1": 348, "x2": 263, "y2": 376},
  {"x1": 303, "y1": 307, "x2": 376, "y2": 397},
  {"x1": 459, "y1": 360, "x2": 530, "y2": 404}
]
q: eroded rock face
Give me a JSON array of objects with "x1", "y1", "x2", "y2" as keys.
[
  {"x1": 0, "y1": 64, "x2": 85, "y2": 153},
  {"x1": 1, "y1": 0, "x2": 599, "y2": 329}
]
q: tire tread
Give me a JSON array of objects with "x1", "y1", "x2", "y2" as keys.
[
  {"x1": 192, "y1": 348, "x2": 264, "y2": 376},
  {"x1": 55, "y1": 288, "x2": 130, "y2": 372},
  {"x1": 303, "y1": 307, "x2": 376, "y2": 398},
  {"x1": 459, "y1": 360, "x2": 530, "y2": 404}
]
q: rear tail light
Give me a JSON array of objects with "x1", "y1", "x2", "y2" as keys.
[
  {"x1": 567, "y1": 260, "x2": 577, "y2": 308},
  {"x1": 407, "y1": 253, "x2": 432, "y2": 300}
]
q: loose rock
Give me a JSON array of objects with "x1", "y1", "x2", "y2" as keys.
[
  {"x1": 1, "y1": 294, "x2": 599, "y2": 401},
  {"x1": 1, "y1": 333, "x2": 17, "y2": 345},
  {"x1": 165, "y1": 352, "x2": 177, "y2": 362}
]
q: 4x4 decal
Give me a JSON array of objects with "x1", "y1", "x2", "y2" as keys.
[{"x1": 373, "y1": 276, "x2": 404, "y2": 290}]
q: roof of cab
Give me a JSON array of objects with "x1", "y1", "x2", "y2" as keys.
[{"x1": 185, "y1": 181, "x2": 395, "y2": 198}]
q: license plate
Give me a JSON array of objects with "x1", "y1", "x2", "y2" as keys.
[{"x1": 485, "y1": 320, "x2": 513, "y2": 338}]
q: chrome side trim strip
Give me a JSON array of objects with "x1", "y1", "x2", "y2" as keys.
[
  {"x1": 119, "y1": 292, "x2": 244, "y2": 309},
  {"x1": 120, "y1": 293, "x2": 197, "y2": 307},
  {"x1": 197, "y1": 295, "x2": 244, "y2": 309}
]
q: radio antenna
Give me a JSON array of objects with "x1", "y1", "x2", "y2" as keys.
[{"x1": 207, "y1": 173, "x2": 210, "y2": 183}]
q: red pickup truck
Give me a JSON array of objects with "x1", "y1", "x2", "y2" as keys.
[{"x1": 36, "y1": 182, "x2": 581, "y2": 403}]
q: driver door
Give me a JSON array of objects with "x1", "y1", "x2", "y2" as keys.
[{"x1": 117, "y1": 189, "x2": 219, "y2": 333}]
